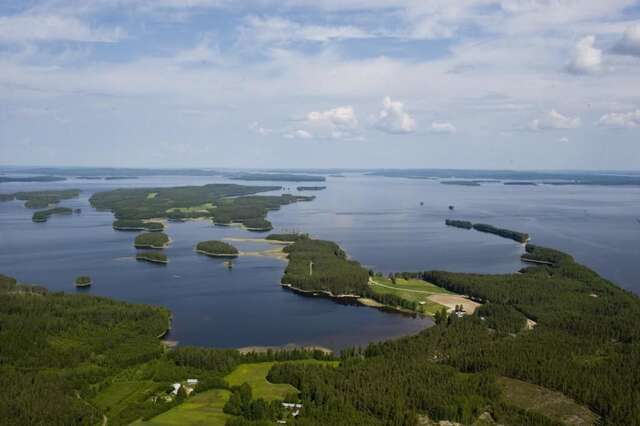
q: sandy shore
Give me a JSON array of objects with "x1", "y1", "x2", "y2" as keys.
[{"x1": 427, "y1": 294, "x2": 481, "y2": 314}]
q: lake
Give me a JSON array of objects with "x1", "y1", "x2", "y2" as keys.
[{"x1": 1, "y1": 173, "x2": 638, "y2": 351}]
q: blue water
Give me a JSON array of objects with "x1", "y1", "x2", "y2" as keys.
[{"x1": 1, "y1": 174, "x2": 639, "y2": 350}]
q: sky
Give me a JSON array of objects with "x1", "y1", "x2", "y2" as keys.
[{"x1": 0, "y1": 0, "x2": 639, "y2": 170}]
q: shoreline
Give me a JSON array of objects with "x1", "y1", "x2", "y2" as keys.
[
  {"x1": 136, "y1": 256, "x2": 168, "y2": 265},
  {"x1": 281, "y1": 283, "x2": 426, "y2": 317},
  {"x1": 195, "y1": 249, "x2": 238, "y2": 258}
]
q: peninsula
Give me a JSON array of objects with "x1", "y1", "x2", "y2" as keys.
[
  {"x1": 32, "y1": 207, "x2": 73, "y2": 223},
  {"x1": 113, "y1": 219, "x2": 164, "y2": 232}
]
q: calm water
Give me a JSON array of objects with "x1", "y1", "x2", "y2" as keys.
[{"x1": 0, "y1": 174, "x2": 638, "y2": 351}]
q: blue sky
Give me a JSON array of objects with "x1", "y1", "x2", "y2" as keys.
[{"x1": 1, "y1": 0, "x2": 639, "y2": 169}]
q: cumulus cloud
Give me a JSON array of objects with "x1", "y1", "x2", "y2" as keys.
[
  {"x1": 566, "y1": 35, "x2": 601, "y2": 74},
  {"x1": 373, "y1": 97, "x2": 416, "y2": 134},
  {"x1": 529, "y1": 110, "x2": 581, "y2": 131},
  {"x1": 613, "y1": 24, "x2": 640, "y2": 57},
  {"x1": 286, "y1": 106, "x2": 360, "y2": 140},
  {"x1": 0, "y1": 14, "x2": 125, "y2": 43},
  {"x1": 598, "y1": 110, "x2": 640, "y2": 128},
  {"x1": 430, "y1": 121, "x2": 457, "y2": 134}
]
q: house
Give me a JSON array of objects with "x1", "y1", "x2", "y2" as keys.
[
  {"x1": 171, "y1": 383, "x2": 181, "y2": 395},
  {"x1": 282, "y1": 403, "x2": 303, "y2": 409}
]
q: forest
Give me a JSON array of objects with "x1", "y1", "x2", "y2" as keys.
[
  {"x1": 196, "y1": 240, "x2": 239, "y2": 256},
  {"x1": 262, "y1": 243, "x2": 640, "y2": 425},
  {"x1": 281, "y1": 238, "x2": 370, "y2": 296},
  {"x1": 0, "y1": 271, "x2": 339, "y2": 425},
  {"x1": 113, "y1": 219, "x2": 164, "y2": 232},
  {"x1": 266, "y1": 233, "x2": 310, "y2": 242}
]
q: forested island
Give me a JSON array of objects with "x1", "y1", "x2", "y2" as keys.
[
  {"x1": 90, "y1": 184, "x2": 313, "y2": 232},
  {"x1": 134, "y1": 232, "x2": 170, "y2": 249},
  {"x1": 0, "y1": 175, "x2": 66, "y2": 183},
  {"x1": 74, "y1": 275, "x2": 92, "y2": 287},
  {"x1": 113, "y1": 219, "x2": 164, "y2": 232},
  {"x1": 0, "y1": 189, "x2": 80, "y2": 208},
  {"x1": 446, "y1": 220, "x2": 530, "y2": 243},
  {"x1": 136, "y1": 252, "x2": 169, "y2": 264},
  {"x1": 32, "y1": 207, "x2": 73, "y2": 223},
  {"x1": 196, "y1": 240, "x2": 239, "y2": 257},
  {"x1": 297, "y1": 186, "x2": 326, "y2": 191},
  {"x1": 266, "y1": 233, "x2": 309, "y2": 242},
  {"x1": 228, "y1": 173, "x2": 326, "y2": 182}
]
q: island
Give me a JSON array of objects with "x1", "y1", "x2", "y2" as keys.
[
  {"x1": 0, "y1": 175, "x2": 66, "y2": 183},
  {"x1": 504, "y1": 181, "x2": 538, "y2": 186},
  {"x1": 0, "y1": 193, "x2": 15, "y2": 202},
  {"x1": 113, "y1": 219, "x2": 165, "y2": 232},
  {"x1": 445, "y1": 219, "x2": 530, "y2": 243},
  {"x1": 8, "y1": 189, "x2": 81, "y2": 209},
  {"x1": 136, "y1": 251, "x2": 168, "y2": 264},
  {"x1": 32, "y1": 207, "x2": 73, "y2": 223},
  {"x1": 440, "y1": 180, "x2": 482, "y2": 186},
  {"x1": 445, "y1": 219, "x2": 472, "y2": 229},
  {"x1": 104, "y1": 176, "x2": 138, "y2": 180},
  {"x1": 296, "y1": 186, "x2": 326, "y2": 191},
  {"x1": 74, "y1": 275, "x2": 92, "y2": 287},
  {"x1": 196, "y1": 240, "x2": 239, "y2": 257},
  {"x1": 227, "y1": 173, "x2": 326, "y2": 182},
  {"x1": 134, "y1": 232, "x2": 170, "y2": 249},
  {"x1": 89, "y1": 183, "x2": 314, "y2": 232}
]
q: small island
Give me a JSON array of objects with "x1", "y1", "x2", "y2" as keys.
[
  {"x1": 134, "y1": 232, "x2": 170, "y2": 249},
  {"x1": 445, "y1": 219, "x2": 530, "y2": 243},
  {"x1": 113, "y1": 219, "x2": 164, "y2": 232},
  {"x1": 74, "y1": 275, "x2": 92, "y2": 288},
  {"x1": 297, "y1": 186, "x2": 326, "y2": 191},
  {"x1": 196, "y1": 240, "x2": 239, "y2": 257},
  {"x1": 0, "y1": 175, "x2": 66, "y2": 183},
  {"x1": 32, "y1": 207, "x2": 73, "y2": 223},
  {"x1": 445, "y1": 219, "x2": 472, "y2": 229},
  {"x1": 136, "y1": 251, "x2": 168, "y2": 264}
]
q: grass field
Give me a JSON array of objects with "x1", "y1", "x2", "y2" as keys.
[
  {"x1": 497, "y1": 377, "x2": 598, "y2": 425},
  {"x1": 166, "y1": 203, "x2": 215, "y2": 214},
  {"x1": 92, "y1": 380, "x2": 160, "y2": 419},
  {"x1": 139, "y1": 389, "x2": 232, "y2": 426},
  {"x1": 140, "y1": 359, "x2": 337, "y2": 425},
  {"x1": 369, "y1": 277, "x2": 451, "y2": 315}
]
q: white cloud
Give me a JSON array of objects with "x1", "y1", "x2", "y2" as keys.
[
  {"x1": 529, "y1": 110, "x2": 581, "y2": 131},
  {"x1": 241, "y1": 16, "x2": 372, "y2": 44},
  {"x1": 558, "y1": 137, "x2": 569, "y2": 143},
  {"x1": 286, "y1": 106, "x2": 360, "y2": 140},
  {"x1": 0, "y1": 15, "x2": 125, "y2": 43},
  {"x1": 613, "y1": 24, "x2": 640, "y2": 57},
  {"x1": 566, "y1": 35, "x2": 601, "y2": 74},
  {"x1": 598, "y1": 110, "x2": 640, "y2": 128},
  {"x1": 249, "y1": 122, "x2": 273, "y2": 136},
  {"x1": 430, "y1": 121, "x2": 457, "y2": 134},
  {"x1": 373, "y1": 97, "x2": 416, "y2": 134}
]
